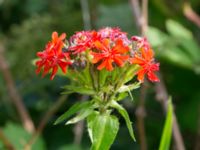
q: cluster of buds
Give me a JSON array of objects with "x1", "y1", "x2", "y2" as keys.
[{"x1": 36, "y1": 27, "x2": 159, "y2": 82}]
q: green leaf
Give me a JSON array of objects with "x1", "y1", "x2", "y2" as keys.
[
  {"x1": 110, "y1": 101, "x2": 136, "y2": 141},
  {"x1": 66, "y1": 109, "x2": 93, "y2": 125},
  {"x1": 123, "y1": 65, "x2": 140, "y2": 84},
  {"x1": 159, "y1": 98, "x2": 173, "y2": 150},
  {"x1": 58, "y1": 144, "x2": 82, "y2": 150},
  {"x1": 87, "y1": 112, "x2": 98, "y2": 143},
  {"x1": 146, "y1": 27, "x2": 169, "y2": 47},
  {"x1": 118, "y1": 82, "x2": 140, "y2": 93},
  {"x1": 54, "y1": 101, "x2": 93, "y2": 125},
  {"x1": 161, "y1": 46, "x2": 193, "y2": 69},
  {"x1": 87, "y1": 112, "x2": 119, "y2": 150},
  {"x1": 99, "y1": 69, "x2": 109, "y2": 87},
  {"x1": 65, "y1": 69, "x2": 90, "y2": 85},
  {"x1": 116, "y1": 92, "x2": 128, "y2": 101},
  {"x1": 3, "y1": 122, "x2": 46, "y2": 150},
  {"x1": 62, "y1": 85, "x2": 95, "y2": 95},
  {"x1": 166, "y1": 20, "x2": 192, "y2": 39},
  {"x1": 178, "y1": 38, "x2": 200, "y2": 63}
]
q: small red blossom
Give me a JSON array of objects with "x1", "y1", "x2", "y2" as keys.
[
  {"x1": 131, "y1": 36, "x2": 150, "y2": 50},
  {"x1": 69, "y1": 31, "x2": 100, "y2": 54},
  {"x1": 131, "y1": 48, "x2": 159, "y2": 82},
  {"x1": 36, "y1": 32, "x2": 71, "y2": 80},
  {"x1": 91, "y1": 39, "x2": 129, "y2": 71}
]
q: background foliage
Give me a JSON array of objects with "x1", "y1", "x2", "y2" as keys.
[{"x1": 0, "y1": 0, "x2": 200, "y2": 149}]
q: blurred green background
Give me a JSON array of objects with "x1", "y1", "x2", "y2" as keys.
[{"x1": 0, "y1": 0, "x2": 200, "y2": 149}]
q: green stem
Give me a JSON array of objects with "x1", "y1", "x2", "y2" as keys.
[{"x1": 89, "y1": 64, "x2": 97, "y2": 91}]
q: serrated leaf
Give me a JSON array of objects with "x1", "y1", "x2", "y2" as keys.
[
  {"x1": 88, "y1": 112, "x2": 119, "y2": 150},
  {"x1": 66, "y1": 109, "x2": 93, "y2": 125},
  {"x1": 159, "y1": 98, "x2": 173, "y2": 150},
  {"x1": 166, "y1": 20, "x2": 192, "y2": 39},
  {"x1": 110, "y1": 101, "x2": 136, "y2": 141},
  {"x1": 54, "y1": 101, "x2": 93, "y2": 125}
]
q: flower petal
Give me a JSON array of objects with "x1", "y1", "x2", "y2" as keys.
[
  {"x1": 131, "y1": 56, "x2": 145, "y2": 65},
  {"x1": 50, "y1": 65, "x2": 58, "y2": 80},
  {"x1": 147, "y1": 71, "x2": 160, "y2": 82},
  {"x1": 137, "y1": 69, "x2": 146, "y2": 82},
  {"x1": 105, "y1": 58, "x2": 113, "y2": 71}
]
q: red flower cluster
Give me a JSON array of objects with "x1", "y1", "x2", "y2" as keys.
[
  {"x1": 36, "y1": 32, "x2": 71, "y2": 80},
  {"x1": 35, "y1": 27, "x2": 159, "y2": 82}
]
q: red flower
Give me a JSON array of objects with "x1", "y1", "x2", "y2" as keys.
[
  {"x1": 69, "y1": 31, "x2": 100, "y2": 54},
  {"x1": 36, "y1": 32, "x2": 71, "y2": 80},
  {"x1": 91, "y1": 39, "x2": 129, "y2": 71},
  {"x1": 131, "y1": 48, "x2": 159, "y2": 82}
]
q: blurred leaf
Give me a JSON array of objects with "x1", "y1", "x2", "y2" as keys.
[
  {"x1": 0, "y1": 141, "x2": 4, "y2": 150},
  {"x1": 166, "y1": 20, "x2": 192, "y2": 39},
  {"x1": 147, "y1": 21, "x2": 200, "y2": 73},
  {"x1": 25, "y1": 0, "x2": 47, "y2": 14},
  {"x1": 59, "y1": 144, "x2": 83, "y2": 150},
  {"x1": 159, "y1": 98, "x2": 173, "y2": 150},
  {"x1": 54, "y1": 101, "x2": 93, "y2": 125},
  {"x1": 178, "y1": 38, "x2": 200, "y2": 64},
  {"x1": 3, "y1": 122, "x2": 45, "y2": 150},
  {"x1": 88, "y1": 112, "x2": 119, "y2": 150},
  {"x1": 161, "y1": 46, "x2": 194, "y2": 69},
  {"x1": 110, "y1": 101, "x2": 136, "y2": 141},
  {"x1": 146, "y1": 27, "x2": 169, "y2": 47}
]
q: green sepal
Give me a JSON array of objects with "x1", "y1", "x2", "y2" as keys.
[
  {"x1": 110, "y1": 100, "x2": 136, "y2": 141},
  {"x1": 54, "y1": 101, "x2": 93, "y2": 125}
]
